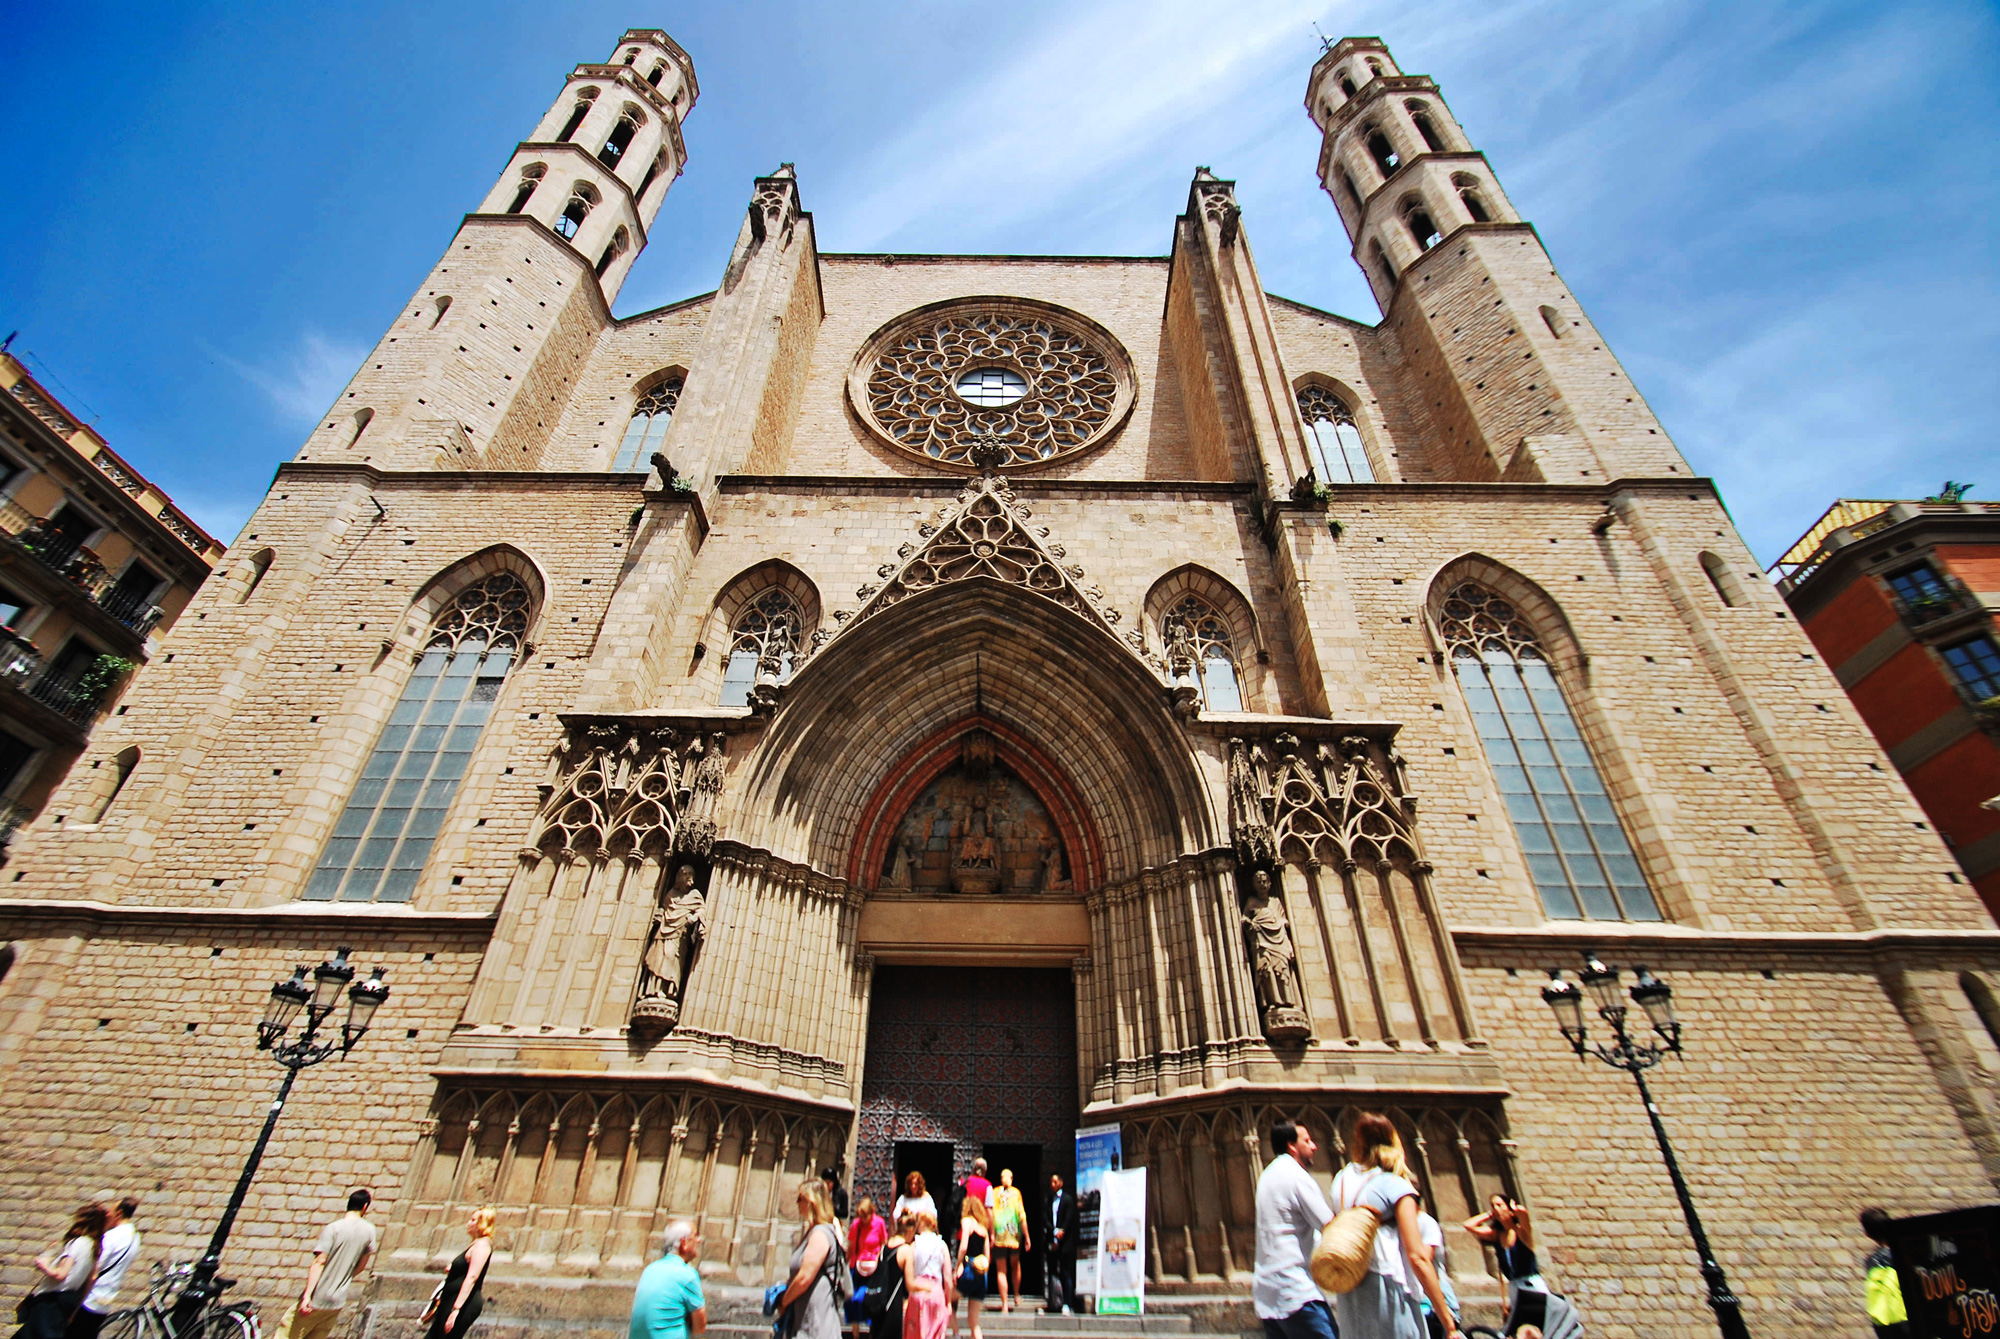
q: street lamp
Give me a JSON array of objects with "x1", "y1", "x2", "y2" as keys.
[
  {"x1": 1539, "y1": 956, "x2": 1749, "y2": 1339},
  {"x1": 172, "y1": 948, "x2": 389, "y2": 1330}
]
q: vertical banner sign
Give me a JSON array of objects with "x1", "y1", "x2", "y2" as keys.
[
  {"x1": 1072, "y1": 1124, "x2": 1122, "y2": 1300},
  {"x1": 1094, "y1": 1167, "x2": 1148, "y2": 1316}
]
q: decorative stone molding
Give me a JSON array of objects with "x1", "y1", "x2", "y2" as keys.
[
  {"x1": 530, "y1": 723, "x2": 726, "y2": 861},
  {"x1": 1227, "y1": 730, "x2": 1417, "y2": 868},
  {"x1": 846, "y1": 298, "x2": 1136, "y2": 473}
]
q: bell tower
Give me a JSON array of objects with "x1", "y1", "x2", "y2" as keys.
[
  {"x1": 297, "y1": 29, "x2": 697, "y2": 472},
  {"x1": 1307, "y1": 37, "x2": 1686, "y2": 483}
]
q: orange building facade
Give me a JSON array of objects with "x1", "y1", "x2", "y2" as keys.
[{"x1": 1778, "y1": 498, "x2": 2000, "y2": 913}]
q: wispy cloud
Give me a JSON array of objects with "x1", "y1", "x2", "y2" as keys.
[{"x1": 209, "y1": 329, "x2": 367, "y2": 422}]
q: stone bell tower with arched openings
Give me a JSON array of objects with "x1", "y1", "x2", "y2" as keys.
[
  {"x1": 294, "y1": 29, "x2": 697, "y2": 474},
  {"x1": 1307, "y1": 37, "x2": 1684, "y2": 486}
]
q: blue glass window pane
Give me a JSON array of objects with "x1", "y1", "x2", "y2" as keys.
[
  {"x1": 1943, "y1": 638, "x2": 2000, "y2": 701},
  {"x1": 1446, "y1": 583, "x2": 1657, "y2": 921},
  {"x1": 1201, "y1": 656, "x2": 1244, "y2": 712},
  {"x1": 309, "y1": 601, "x2": 518, "y2": 901},
  {"x1": 720, "y1": 649, "x2": 757, "y2": 707}
]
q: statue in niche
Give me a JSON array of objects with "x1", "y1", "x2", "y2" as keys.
[
  {"x1": 632, "y1": 864, "x2": 706, "y2": 1034},
  {"x1": 1038, "y1": 843, "x2": 1070, "y2": 894},
  {"x1": 1241, "y1": 866, "x2": 1309, "y2": 1042},
  {"x1": 950, "y1": 792, "x2": 1003, "y2": 895},
  {"x1": 885, "y1": 839, "x2": 918, "y2": 890}
]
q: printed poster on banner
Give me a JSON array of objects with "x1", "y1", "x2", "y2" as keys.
[
  {"x1": 1072, "y1": 1123, "x2": 1122, "y2": 1299},
  {"x1": 1094, "y1": 1167, "x2": 1148, "y2": 1315}
]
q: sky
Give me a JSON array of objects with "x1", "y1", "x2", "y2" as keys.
[{"x1": 0, "y1": 0, "x2": 1994, "y2": 564}]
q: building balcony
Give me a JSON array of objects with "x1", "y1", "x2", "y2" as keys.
[
  {"x1": 0, "y1": 627, "x2": 117, "y2": 727},
  {"x1": 0, "y1": 500, "x2": 164, "y2": 635},
  {"x1": 1892, "y1": 573, "x2": 1986, "y2": 632}
]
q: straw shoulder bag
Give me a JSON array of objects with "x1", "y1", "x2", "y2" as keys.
[{"x1": 1309, "y1": 1169, "x2": 1382, "y2": 1295}]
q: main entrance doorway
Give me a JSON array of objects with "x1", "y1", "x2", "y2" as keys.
[{"x1": 859, "y1": 964, "x2": 1078, "y2": 1294}]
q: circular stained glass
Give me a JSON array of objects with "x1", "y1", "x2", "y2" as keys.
[{"x1": 955, "y1": 367, "x2": 1028, "y2": 407}]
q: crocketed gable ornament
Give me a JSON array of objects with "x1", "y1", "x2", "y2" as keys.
[{"x1": 847, "y1": 297, "x2": 1137, "y2": 473}]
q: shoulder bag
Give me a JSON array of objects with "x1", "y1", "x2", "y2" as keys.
[{"x1": 1310, "y1": 1169, "x2": 1382, "y2": 1296}]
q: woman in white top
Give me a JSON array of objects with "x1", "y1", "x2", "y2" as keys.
[
  {"x1": 891, "y1": 1171, "x2": 937, "y2": 1229},
  {"x1": 1328, "y1": 1114, "x2": 1459, "y2": 1339},
  {"x1": 901, "y1": 1212, "x2": 955, "y2": 1339},
  {"x1": 15, "y1": 1203, "x2": 107, "y2": 1339}
]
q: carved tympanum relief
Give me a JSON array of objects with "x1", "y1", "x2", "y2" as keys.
[
  {"x1": 878, "y1": 730, "x2": 1071, "y2": 898},
  {"x1": 846, "y1": 299, "x2": 1136, "y2": 472}
]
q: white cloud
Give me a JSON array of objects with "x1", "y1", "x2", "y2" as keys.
[{"x1": 210, "y1": 329, "x2": 367, "y2": 423}]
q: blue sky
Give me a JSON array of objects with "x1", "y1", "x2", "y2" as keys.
[{"x1": 1, "y1": 0, "x2": 1994, "y2": 564}]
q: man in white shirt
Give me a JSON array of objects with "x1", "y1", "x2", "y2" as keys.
[
  {"x1": 1253, "y1": 1122, "x2": 1335, "y2": 1339},
  {"x1": 70, "y1": 1196, "x2": 142, "y2": 1339}
]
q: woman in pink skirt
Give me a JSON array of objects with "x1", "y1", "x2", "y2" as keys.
[{"x1": 901, "y1": 1210, "x2": 955, "y2": 1339}]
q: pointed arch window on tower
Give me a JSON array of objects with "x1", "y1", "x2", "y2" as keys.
[
  {"x1": 1365, "y1": 127, "x2": 1400, "y2": 177},
  {"x1": 647, "y1": 64, "x2": 667, "y2": 88},
  {"x1": 1340, "y1": 168, "x2": 1363, "y2": 210},
  {"x1": 1297, "y1": 385, "x2": 1375, "y2": 483},
  {"x1": 556, "y1": 183, "x2": 598, "y2": 241},
  {"x1": 1452, "y1": 173, "x2": 1492, "y2": 223},
  {"x1": 1407, "y1": 103, "x2": 1446, "y2": 152},
  {"x1": 1163, "y1": 594, "x2": 1243, "y2": 711},
  {"x1": 613, "y1": 376, "x2": 682, "y2": 472},
  {"x1": 1441, "y1": 582, "x2": 1659, "y2": 921},
  {"x1": 598, "y1": 106, "x2": 644, "y2": 169},
  {"x1": 637, "y1": 151, "x2": 669, "y2": 201},
  {"x1": 306, "y1": 572, "x2": 532, "y2": 903},
  {"x1": 621, "y1": 47, "x2": 639, "y2": 65},
  {"x1": 506, "y1": 164, "x2": 545, "y2": 215},
  {"x1": 719, "y1": 589, "x2": 803, "y2": 708},
  {"x1": 1338, "y1": 74, "x2": 1358, "y2": 97},
  {"x1": 1403, "y1": 197, "x2": 1442, "y2": 250},
  {"x1": 595, "y1": 226, "x2": 630, "y2": 280},
  {"x1": 557, "y1": 88, "x2": 598, "y2": 143}
]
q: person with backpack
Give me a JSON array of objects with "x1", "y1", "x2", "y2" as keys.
[
  {"x1": 1859, "y1": 1207, "x2": 1911, "y2": 1338},
  {"x1": 1326, "y1": 1114, "x2": 1459, "y2": 1339},
  {"x1": 777, "y1": 1181, "x2": 850, "y2": 1339}
]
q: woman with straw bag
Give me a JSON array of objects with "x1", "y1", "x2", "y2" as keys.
[{"x1": 1315, "y1": 1114, "x2": 1460, "y2": 1339}]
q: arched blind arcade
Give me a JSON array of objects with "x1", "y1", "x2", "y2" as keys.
[
  {"x1": 719, "y1": 588, "x2": 803, "y2": 707},
  {"x1": 613, "y1": 378, "x2": 682, "y2": 472},
  {"x1": 306, "y1": 573, "x2": 531, "y2": 902},
  {"x1": 1297, "y1": 386, "x2": 1375, "y2": 484},
  {"x1": 1441, "y1": 582, "x2": 1659, "y2": 921}
]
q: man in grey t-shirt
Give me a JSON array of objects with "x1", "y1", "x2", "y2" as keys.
[
  {"x1": 1253, "y1": 1122, "x2": 1335, "y2": 1339},
  {"x1": 284, "y1": 1190, "x2": 378, "y2": 1339}
]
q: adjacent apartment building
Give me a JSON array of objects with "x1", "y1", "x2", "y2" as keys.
[
  {"x1": 1776, "y1": 495, "x2": 2000, "y2": 913},
  {"x1": 0, "y1": 351, "x2": 223, "y2": 841}
]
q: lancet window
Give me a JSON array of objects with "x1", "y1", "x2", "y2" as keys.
[
  {"x1": 720, "y1": 588, "x2": 803, "y2": 708},
  {"x1": 1440, "y1": 582, "x2": 1659, "y2": 921},
  {"x1": 305, "y1": 573, "x2": 531, "y2": 902},
  {"x1": 1296, "y1": 386, "x2": 1375, "y2": 483},
  {"x1": 556, "y1": 183, "x2": 597, "y2": 241},
  {"x1": 613, "y1": 377, "x2": 682, "y2": 472},
  {"x1": 1164, "y1": 595, "x2": 1243, "y2": 711}
]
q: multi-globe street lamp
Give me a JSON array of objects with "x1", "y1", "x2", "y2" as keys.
[
  {"x1": 1539, "y1": 956, "x2": 1751, "y2": 1339},
  {"x1": 170, "y1": 947, "x2": 390, "y2": 1331}
]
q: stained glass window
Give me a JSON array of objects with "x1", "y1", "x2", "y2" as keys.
[
  {"x1": 1441, "y1": 581, "x2": 1658, "y2": 921},
  {"x1": 1297, "y1": 386, "x2": 1375, "y2": 484},
  {"x1": 305, "y1": 573, "x2": 530, "y2": 902},
  {"x1": 613, "y1": 377, "x2": 682, "y2": 472},
  {"x1": 720, "y1": 588, "x2": 802, "y2": 708},
  {"x1": 1165, "y1": 594, "x2": 1243, "y2": 712}
]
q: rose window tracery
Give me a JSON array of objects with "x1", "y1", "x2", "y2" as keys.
[
  {"x1": 428, "y1": 573, "x2": 532, "y2": 653},
  {"x1": 848, "y1": 300, "x2": 1136, "y2": 472}
]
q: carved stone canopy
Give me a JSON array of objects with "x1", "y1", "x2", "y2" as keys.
[
  {"x1": 846, "y1": 297, "x2": 1137, "y2": 473},
  {"x1": 530, "y1": 719, "x2": 727, "y2": 862}
]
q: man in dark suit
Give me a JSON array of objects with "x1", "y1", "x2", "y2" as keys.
[{"x1": 1043, "y1": 1173, "x2": 1079, "y2": 1314}]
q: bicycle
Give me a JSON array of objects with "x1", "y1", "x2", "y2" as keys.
[{"x1": 101, "y1": 1261, "x2": 262, "y2": 1339}]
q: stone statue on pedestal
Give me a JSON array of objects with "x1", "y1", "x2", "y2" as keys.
[
  {"x1": 632, "y1": 863, "x2": 706, "y2": 1033},
  {"x1": 1242, "y1": 867, "x2": 1309, "y2": 1041}
]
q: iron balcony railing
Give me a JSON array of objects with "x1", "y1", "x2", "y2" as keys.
[
  {"x1": 0, "y1": 500, "x2": 164, "y2": 635},
  {"x1": 0, "y1": 627, "x2": 108, "y2": 724},
  {"x1": 1889, "y1": 573, "x2": 1984, "y2": 631}
]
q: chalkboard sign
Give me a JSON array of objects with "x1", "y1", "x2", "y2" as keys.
[{"x1": 1885, "y1": 1205, "x2": 2000, "y2": 1339}]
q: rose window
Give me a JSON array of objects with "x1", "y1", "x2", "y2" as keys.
[{"x1": 848, "y1": 299, "x2": 1137, "y2": 472}]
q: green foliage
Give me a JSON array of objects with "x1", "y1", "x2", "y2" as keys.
[{"x1": 74, "y1": 654, "x2": 137, "y2": 706}]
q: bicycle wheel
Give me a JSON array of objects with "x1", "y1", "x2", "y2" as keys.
[
  {"x1": 99, "y1": 1310, "x2": 157, "y2": 1339},
  {"x1": 203, "y1": 1306, "x2": 260, "y2": 1339}
]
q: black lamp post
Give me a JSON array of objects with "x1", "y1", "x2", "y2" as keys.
[
  {"x1": 171, "y1": 947, "x2": 389, "y2": 1331},
  {"x1": 1539, "y1": 956, "x2": 1750, "y2": 1339}
]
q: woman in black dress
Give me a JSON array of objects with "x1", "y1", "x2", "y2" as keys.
[
  {"x1": 425, "y1": 1207, "x2": 495, "y2": 1339},
  {"x1": 951, "y1": 1198, "x2": 988, "y2": 1339}
]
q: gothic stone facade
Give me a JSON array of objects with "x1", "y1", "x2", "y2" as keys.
[{"x1": 1, "y1": 30, "x2": 1997, "y2": 1339}]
